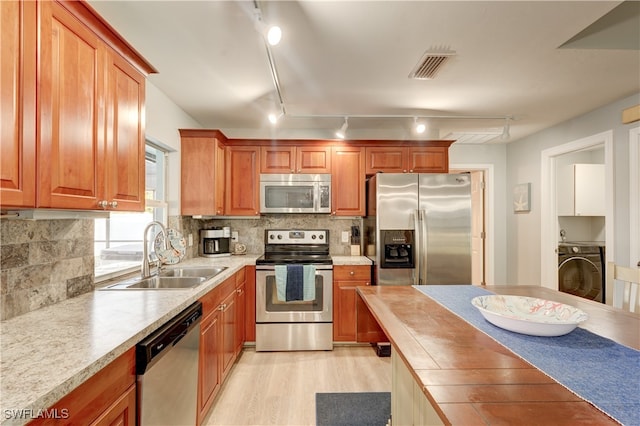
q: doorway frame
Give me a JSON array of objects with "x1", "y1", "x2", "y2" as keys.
[
  {"x1": 630, "y1": 126, "x2": 640, "y2": 268},
  {"x1": 540, "y1": 130, "x2": 614, "y2": 290},
  {"x1": 451, "y1": 163, "x2": 495, "y2": 285}
]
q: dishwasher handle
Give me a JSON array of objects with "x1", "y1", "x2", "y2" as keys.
[{"x1": 136, "y1": 301, "x2": 202, "y2": 375}]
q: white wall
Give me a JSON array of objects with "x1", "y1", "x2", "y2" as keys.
[
  {"x1": 506, "y1": 92, "x2": 640, "y2": 285},
  {"x1": 145, "y1": 82, "x2": 202, "y2": 216},
  {"x1": 449, "y1": 143, "x2": 508, "y2": 285}
]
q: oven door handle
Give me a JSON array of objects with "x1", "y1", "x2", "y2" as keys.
[{"x1": 256, "y1": 264, "x2": 334, "y2": 271}]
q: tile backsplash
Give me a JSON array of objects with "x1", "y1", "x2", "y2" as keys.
[
  {"x1": 1, "y1": 219, "x2": 94, "y2": 320},
  {"x1": 172, "y1": 214, "x2": 362, "y2": 258},
  {"x1": 0, "y1": 214, "x2": 362, "y2": 320}
]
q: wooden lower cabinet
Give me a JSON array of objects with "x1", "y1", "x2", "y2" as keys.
[
  {"x1": 28, "y1": 348, "x2": 136, "y2": 426},
  {"x1": 89, "y1": 384, "x2": 136, "y2": 426},
  {"x1": 197, "y1": 268, "x2": 249, "y2": 425},
  {"x1": 235, "y1": 267, "x2": 246, "y2": 355},
  {"x1": 244, "y1": 265, "x2": 256, "y2": 342},
  {"x1": 333, "y1": 265, "x2": 371, "y2": 341},
  {"x1": 356, "y1": 291, "x2": 389, "y2": 343}
]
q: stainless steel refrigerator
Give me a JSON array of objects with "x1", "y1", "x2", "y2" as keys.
[{"x1": 364, "y1": 173, "x2": 472, "y2": 285}]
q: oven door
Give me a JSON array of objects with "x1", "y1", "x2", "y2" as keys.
[{"x1": 256, "y1": 265, "x2": 333, "y2": 323}]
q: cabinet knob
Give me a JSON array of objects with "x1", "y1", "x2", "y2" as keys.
[
  {"x1": 97, "y1": 200, "x2": 108, "y2": 209},
  {"x1": 403, "y1": 170, "x2": 407, "y2": 173},
  {"x1": 350, "y1": 271, "x2": 355, "y2": 276},
  {"x1": 108, "y1": 201, "x2": 118, "y2": 209}
]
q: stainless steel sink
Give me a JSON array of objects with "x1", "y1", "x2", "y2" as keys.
[
  {"x1": 100, "y1": 267, "x2": 227, "y2": 290},
  {"x1": 159, "y1": 267, "x2": 227, "y2": 280}
]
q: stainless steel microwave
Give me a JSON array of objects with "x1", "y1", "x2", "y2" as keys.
[{"x1": 260, "y1": 174, "x2": 331, "y2": 214}]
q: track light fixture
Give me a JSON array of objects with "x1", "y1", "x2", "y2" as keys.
[
  {"x1": 253, "y1": 2, "x2": 282, "y2": 46},
  {"x1": 268, "y1": 111, "x2": 283, "y2": 125},
  {"x1": 335, "y1": 117, "x2": 349, "y2": 139}
]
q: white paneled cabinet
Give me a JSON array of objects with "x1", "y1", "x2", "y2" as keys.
[{"x1": 557, "y1": 164, "x2": 605, "y2": 216}]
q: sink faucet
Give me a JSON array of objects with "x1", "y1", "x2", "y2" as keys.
[{"x1": 142, "y1": 221, "x2": 169, "y2": 279}]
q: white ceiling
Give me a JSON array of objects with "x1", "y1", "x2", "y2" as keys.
[{"x1": 89, "y1": 1, "x2": 640, "y2": 143}]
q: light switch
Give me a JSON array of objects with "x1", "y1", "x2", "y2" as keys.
[
  {"x1": 341, "y1": 231, "x2": 350, "y2": 243},
  {"x1": 232, "y1": 231, "x2": 239, "y2": 242},
  {"x1": 188, "y1": 234, "x2": 193, "y2": 247}
]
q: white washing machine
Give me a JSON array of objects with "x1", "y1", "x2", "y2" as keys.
[{"x1": 558, "y1": 243, "x2": 605, "y2": 303}]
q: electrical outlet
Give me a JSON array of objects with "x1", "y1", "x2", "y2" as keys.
[
  {"x1": 232, "y1": 231, "x2": 239, "y2": 242},
  {"x1": 341, "y1": 231, "x2": 350, "y2": 243},
  {"x1": 188, "y1": 234, "x2": 193, "y2": 247}
]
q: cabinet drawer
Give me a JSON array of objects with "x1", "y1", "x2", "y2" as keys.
[{"x1": 334, "y1": 266, "x2": 371, "y2": 281}]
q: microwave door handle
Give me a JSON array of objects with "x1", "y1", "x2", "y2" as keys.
[
  {"x1": 314, "y1": 182, "x2": 319, "y2": 212},
  {"x1": 214, "y1": 240, "x2": 219, "y2": 252}
]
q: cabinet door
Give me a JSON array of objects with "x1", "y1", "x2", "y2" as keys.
[
  {"x1": 198, "y1": 310, "x2": 221, "y2": 424},
  {"x1": 89, "y1": 384, "x2": 136, "y2": 426},
  {"x1": 181, "y1": 134, "x2": 225, "y2": 215},
  {"x1": 38, "y1": 1, "x2": 106, "y2": 209},
  {"x1": 297, "y1": 146, "x2": 332, "y2": 173},
  {"x1": 332, "y1": 146, "x2": 365, "y2": 216},
  {"x1": 244, "y1": 265, "x2": 256, "y2": 342},
  {"x1": 365, "y1": 147, "x2": 406, "y2": 174},
  {"x1": 407, "y1": 147, "x2": 448, "y2": 173},
  {"x1": 105, "y1": 51, "x2": 145, "y2": 211},
  {"x1": 333, "y1": 266, "x2": 371, "y2": 341},
  {"x1": 226, "y1": 146, "x2": 260, "y2": 216},
  {"x1": 260, "y1": 146, "x2": 295, "y2": 173},
  {"x1": 356, "y1": 292, "x2": 388, "y2": 343},
  {"x1": 221, "y1": 289, "x2": 236, "y2": 381},
  {"x1": 574, "y1": 164, "x2": 605, "y2": 216},
  {"x1": 0, "y1": 0, "x2": 36, "y2": 207},
  {"x1": 235, "y1": 269, "x2": 246, "y2": 356}
]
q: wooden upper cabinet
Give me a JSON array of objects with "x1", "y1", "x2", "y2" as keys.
[
  {"x1": 180, "y1": 130, "x2": 226, "y2": 216},
  {"x1": 331, "y1": 146, "x2": 365, "y2": 216},
  {"x1": 407, "y1": 146, "x2": 448, "y2": 173},
  {"x1": 2, "y1": 0, "x2": 154, "y2": 211},
  {"x1": 260, "y1": 145, "x2": 331, "y2": 174},
  {"x1": 0, "y1": 1, "x2": 36, "y2": 208},
  {"x1": 38, "y1": 0, "x2": 107, "y2": 209},
  {"x1": 226, "y1": 146, "x2": 260, "y2": 216},
  {"x1": 365, "y1": 146, "x2": 448, "y2": 174},
  {"x1": 105, "y1": 50, "x2": 146, "y2": 211}
]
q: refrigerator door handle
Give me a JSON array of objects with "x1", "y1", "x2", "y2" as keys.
[
  {"x1": 420, "y1": 209, "x2": 429, "y2": 285},
  {"x1": 414, "y1": 209, "x2": 421, "y2": 285}
]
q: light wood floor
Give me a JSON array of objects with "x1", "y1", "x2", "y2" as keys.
[{"x1": 203, "y1": 345, "x2": 392, "y2": 425}]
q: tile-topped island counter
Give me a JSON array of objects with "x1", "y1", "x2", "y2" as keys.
[{"x1": 356, "y1": 285, "x2": 640, "y2": 425}]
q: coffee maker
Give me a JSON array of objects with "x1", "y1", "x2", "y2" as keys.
[{"x1": 200, "y1": 227, "x2": 231, "y2": 257}]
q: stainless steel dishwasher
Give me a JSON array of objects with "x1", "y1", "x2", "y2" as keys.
[{"x1": 136, "y1": 301, "x2": 202, "y2": 425}]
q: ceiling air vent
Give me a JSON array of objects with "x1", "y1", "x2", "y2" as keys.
[{"x1": 409, "y1": 49, "x2": 456, "y2": 80}]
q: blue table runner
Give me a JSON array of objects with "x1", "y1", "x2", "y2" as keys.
[{"x1": 414, "y1": 285, "x2": 640, "y2": 425}]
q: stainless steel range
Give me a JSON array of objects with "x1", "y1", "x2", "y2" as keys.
[{"x1": 255, "y1": 229, "x2": 333, "y2": 351}]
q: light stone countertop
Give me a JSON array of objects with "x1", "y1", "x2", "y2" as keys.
[
  {"x1": 331, "y1": 255, "x2": 372, "y2": 266},
  {"x1": 0, "y1": 253, "x2": 370, "y2": 425},
  {"x1": 0, "y1": 255, "x2": 259, "y2": 426}
]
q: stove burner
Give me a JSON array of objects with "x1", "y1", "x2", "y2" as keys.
[{"x1": 257, "y1": 229, "x2": 332, "y2": 265}]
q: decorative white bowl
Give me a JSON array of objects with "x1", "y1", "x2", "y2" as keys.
[{"x1": 471, "y1": 295, "x2": 588, "y2": 337}]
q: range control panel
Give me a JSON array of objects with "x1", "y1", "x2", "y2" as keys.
[{"x1": 265, "y1": 229, "x2": 328, "y2": 245}]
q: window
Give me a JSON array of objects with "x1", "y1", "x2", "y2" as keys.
[{"x1": 94, "y1": 142, "x2": 168, "y2": 279}]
